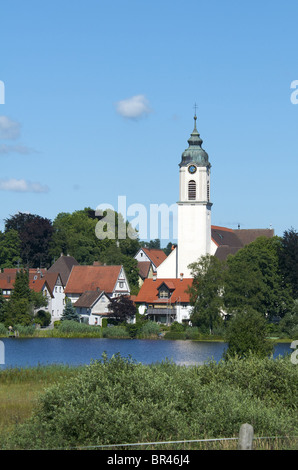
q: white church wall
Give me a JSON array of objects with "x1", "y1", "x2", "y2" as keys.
[{"x1": 156, "y1": 247, "x2": 177, "y2": 279}]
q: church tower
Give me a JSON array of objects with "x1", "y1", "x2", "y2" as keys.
[
  {"x1": 156, "y1": 112, "x2": 212, "y2": 279},
  {"x1": 177, "y1": 113, "x2": 212, "y2": 277}
]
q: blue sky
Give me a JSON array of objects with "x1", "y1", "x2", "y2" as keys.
[{"x1": 0, "y1": 0, "x2": 297, "y2": 244}]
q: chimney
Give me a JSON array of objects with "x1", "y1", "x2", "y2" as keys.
[
  {"x1": 180, "y1": 273, "x2": 184, "y2": 281},
  {"x1": 153, "y1": 272, "x2": 157, "y2": 281}
]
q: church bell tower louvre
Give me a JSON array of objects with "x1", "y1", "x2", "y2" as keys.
[{"x1": 156, "y1": 111, "x2": 212, "y2": 279}]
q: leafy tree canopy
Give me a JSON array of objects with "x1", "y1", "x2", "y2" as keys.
[
  {"x1": 5, "y1": 212, "x2": 54, "y2": 268},
  {"x1": 188, "y1": 255, "x2": 226, "y2": 334},
  {"x1": 279, "y1": 227, "x2": 298, "y2": 298},
  {"x1": 224, "y1": 307, "x2": 274, "y2": 359},
  {"x1": 0, "y1": 229, "x2": 22, "y2": 269},
  {"x1": 108, "y1": 295, "x2": 136, "y2": 323},
  {"x1": 224, "y1": 236, "x2": 293, "y2": 319}
]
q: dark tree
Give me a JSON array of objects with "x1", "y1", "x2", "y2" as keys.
[
  {"x1": 5, "y1": 212, "x2": 54, "y2": 268},
  {"x1": 108, "y1": 295, "x2": 136, "y2": 323}
]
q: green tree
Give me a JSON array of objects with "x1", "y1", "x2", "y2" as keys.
[
  {"x1": 188, "y1": 255, "x2": 226, "y2": 334},
  {"x1": 50, "y1": 208, "x2": 141, "y2": 267},
  {"x1": 224, "y1": 307, "x2": 274, "y2": 359},
  {"x1": 49, "y1": 209, "x2": 102, "y2": 264},
  {"x1": 0, "y1": 229, "x2": 22, "y2": 268},
  {"x1": 35, "y1": 310, "x2": 51, "y2": 327},
  {"x1": 10, "y1": 270, "x2": 31, "y2": 303},
  {"x1": 279, "y1": 227, "x2": 298, "y2": 298},
  {"x1": 6, "y1": 270, "x2": 32, "y2": 326},
  {"x1": 61, "y1": 300, "x2": 80, "y2": 322},
  {"x1": 224, "y1": 237, "x2": 293, "y2": 319}
]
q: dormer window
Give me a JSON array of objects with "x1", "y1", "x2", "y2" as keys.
[
  {"x1": 158, "y1": 282, "x2": 172, "y2": 299},
  {"x1": 159, "y1": 289, "x2": 169, "y2": 299}
]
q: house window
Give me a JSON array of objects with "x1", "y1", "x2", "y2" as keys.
[
  {"x1": 188, "y1": 180, "x2": 196, "y2": 200},
  {"x1": 119, "y1": 282, "x2": 124, "y2": 288},
  {"x1": 159, "y1": 289, "x2": 169, "y2": 299}
]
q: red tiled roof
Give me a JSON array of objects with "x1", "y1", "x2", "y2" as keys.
[
  {"x1": 65, "y1": 265, "x2": 122, "y2": 295},
  {"x1": 137, "y1": 261, "x2": 151, "y2": 279},
  {"x1": 74, "y1": 290, "x2": 104, "y2": 308},
  {"x1": 0, "y1": 276, "x2": 14, "y2": 290},
  {"x1": 48, "y1": 255, "x2": 79, "y2": 286},
  {"x1": 30, "y1": 273, "x2": 61, "y2": 297},
  {"x1": 29, "y1": 278, "x2": 46, "y2": 292},
  {"x1": 135, "y1": 278, "x2": 193, "y2": 304},
  {"x1": 142, "y1": 248, "x2": 167, "y2": 268}
]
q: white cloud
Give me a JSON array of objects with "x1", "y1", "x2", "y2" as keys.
[
  {"x1": 0, "y1": 178, "x2": 49, "y2": 193},
  {"x1": 0, "y1": 116, "x2": 21, "y2": 140},
  {"x1": 0, "y1": 144, "x2": 38, "y2": 155},
  {"x1": 115, "y1": 94, "x2": 152, "y2": 119}
]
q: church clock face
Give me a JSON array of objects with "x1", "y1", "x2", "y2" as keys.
[{"x1": 188, "y1": 164, "x2": 197, "y2": 174}]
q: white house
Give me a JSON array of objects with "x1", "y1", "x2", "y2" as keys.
[
  {"x1": 135, "y1": 276, "x2": 193, "y2": 325},
  {"x1": 30, "y1": 272, "x2": 65, "y2": 323},
  {"x1": 73, "y1": 289, "x2": 111, "y2": 326},
  {"x1": 64, "y1": 264, "x2": 131, "y2": 324}
]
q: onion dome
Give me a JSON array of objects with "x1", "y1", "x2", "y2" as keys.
[{"x1": 179, "y1": 114, "x2": 210, "y2": 168}]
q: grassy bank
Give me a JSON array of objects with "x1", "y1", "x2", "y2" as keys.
[
  {"x1": 0, "y1": 365, "x2": 79, "y2": 434},
  {"x1": 0, "y1": 354, "x2": 297, "y2": 450},
  {"x1": 0, "y1": 321, "x2": 294, "y2": 342}
]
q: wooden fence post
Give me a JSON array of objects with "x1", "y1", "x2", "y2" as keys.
[{"x1": 238, "y1": 423, "x2": 254, "y2": 450}]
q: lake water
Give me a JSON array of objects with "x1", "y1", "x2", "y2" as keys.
[{"x1": 0, "y1": 338, "x2": 293, "y2": 369}]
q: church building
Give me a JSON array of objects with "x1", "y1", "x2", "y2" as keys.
[
  {"x1": 157, "y1": 113, "x2": 213, "y2": 278},
  {"x1": 156, "y1": 113, "x2": 274, "y2": 279},
  {"x1": 135, "y1": 112, "x2": 274, "y2": 324}
]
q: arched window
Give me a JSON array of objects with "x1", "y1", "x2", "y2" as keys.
[{"x1": 188, "y1": 180, "x2": 196, "y2": 200}]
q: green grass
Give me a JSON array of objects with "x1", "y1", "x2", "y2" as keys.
[{"x1": 0, "y1": 365, "x2": 79, "y2": 433}]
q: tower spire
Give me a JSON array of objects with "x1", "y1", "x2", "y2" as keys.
[{"x1": 193, "y1": 103, "x2": 198, "y2": 130}]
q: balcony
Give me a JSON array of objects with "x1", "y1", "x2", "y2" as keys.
[{"x1": 146, "y1": 307, "x2": 177, "y2": 325}]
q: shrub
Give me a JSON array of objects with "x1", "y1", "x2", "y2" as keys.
[
  {"x1": 139, "y1": 321, "x2": 160, "y2": 338},
  {"x1": 35, "y1": 310, "x2": 51, "y2": 327},
  {"x1": 56, "y1": 320, "x2": 99, "y2": 336},
  {"x1": 13, "y1": 324, "x2": 35, "y2": 336},
  {"x1": 164, "y1": 331, "x2": 186, "y2": 340},
  {"x1": 102, "y1": 326, "x2": 129, "y2": 338},
  {"x1": 224, "y1": 308, "x2": 274, "y2": 359},
  {"x1": 184, "y1": 326, "x2": 200, "y2": 340},
  {"x1": 170, "y1": 321, "x2": 186, "y2": 332},
  {"x1": 2, "y1": 354, "x2": 297, "y2": 450},
  {"x1": 0, "y1": 323, "x2": 7, "y2": 336}
]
